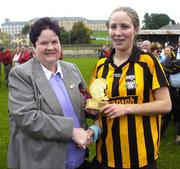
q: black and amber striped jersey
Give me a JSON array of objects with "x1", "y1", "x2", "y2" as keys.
[{"x1": 90, "y1": 47, "x2": 168, "y2": 168}]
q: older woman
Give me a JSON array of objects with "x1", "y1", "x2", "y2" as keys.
[{"x1": 8, "y1": 17, "x2": 91, "y2": 169}]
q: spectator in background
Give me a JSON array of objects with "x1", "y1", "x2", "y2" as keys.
[
  {"x1": 12, "y1": 46, "x2": 21, "y2": 67},
  {"x1": 163, "y1": 47, "x2": 180, "y2": 144},
  {"x1": 104, "y1": 46, "x2": 111, "y2": 58},
  {"x1": 142, "y1": 40, "x2": 151, "y2": 52},
  {"x1": 175, "y1": 41, "x2": 180, "y2": 59},
  {"x1": 3, "y1": 48, "x2": 12, "y2": 87},
  {"x1": 163, "y1": 46, "x2": 176, "y2": 61},
  {"x1": 176, "y1": 47, "x2": 180, "y2": 59},
  {"x1": 160, "y1": 46, "x2": 176, "y2": 138},
  {"x1": 0, "y1": 47, "x2": 4, "y2": 84},
  {"x1": 18, "y1": 45, "x2": 31, "y2": 64},
  {"x1": 27, "y1": 47, "x2": 35, "y2": 58},
  {"x1": 99, "y1": 45, "x2": 106, "y2": 59},
  {"x1": 170, "y1": 72, "x2": 180, "y2": 145},
  {"x1": 136, "y1": 39, "x2": 143, "y2": 50},
  {"x1": 150, "y1": 42, "x2": 163, "y2": 60},
  {"x1": 99, "y1": 45, "x2": 111, "y2": 59}
]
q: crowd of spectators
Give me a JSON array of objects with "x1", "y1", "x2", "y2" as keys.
[
  {"x1": 136, "y1": 39, "x2": 180, "y2": 145},
  {"x1": 0, "y1": 45, "x2": 33, "y2": 87}
]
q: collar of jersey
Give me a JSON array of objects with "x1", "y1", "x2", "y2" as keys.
[{"x1": 107, "y1": 46, "x2": 142, "y2": 65}]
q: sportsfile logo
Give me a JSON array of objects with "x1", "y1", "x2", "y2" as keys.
[{"x1": 109, "y1": 96, "x2": 138, "y2": 104}]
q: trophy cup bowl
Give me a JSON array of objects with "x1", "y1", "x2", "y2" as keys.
[{"x1": 86, "y1": 78, "x2": 109, "y2": 111}]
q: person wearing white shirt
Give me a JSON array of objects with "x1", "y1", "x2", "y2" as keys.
[{"x1": 12, "y1": 46, "x2": 21, "y2": 66}]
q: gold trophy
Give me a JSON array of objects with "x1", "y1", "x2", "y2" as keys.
[{"x1": 86, "y1": 78, "x2": 109, "y2": 110}]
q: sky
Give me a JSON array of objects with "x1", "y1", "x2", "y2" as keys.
[{"x1": 0, "y1": 0, "x2": 179, "y2": 27}]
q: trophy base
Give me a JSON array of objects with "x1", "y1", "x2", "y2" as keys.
[{"x1": 86, "y1": 98, "x2": 108, "y2": 110}]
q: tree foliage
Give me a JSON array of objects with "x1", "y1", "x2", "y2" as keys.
[
  {"x1": 21, "y1": 22, "x2": 92, "y2": 45},
  {"x1": 60, "y1": 26, "x2": 69, "y2": 44},
  {"x1": 0, "y1": 31, "x2": 11, "y2": 47},
  {"x1": 142, "y1": 13, "x2": 176, "y2": 29},
  {"x1": 70, "y1": 22, "x2": 92, "y2": 44},
  {"x1": 21, "y1": 24, "x2": 31, "y2": 35}
]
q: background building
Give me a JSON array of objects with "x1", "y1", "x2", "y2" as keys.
[
  {"x1": 138, "y1": 23, "x2": 180, "y2": 46},
  {"x1": 29, "y1": 17, "x2": 108, "y2": 31},
  {"x1": 1, "y1": 18, "x2": 27, "y2": 36},
  {"x1": 1, "y1": 18, "x2": 180, "y2": 47},
  {"x1": 0, "y1": 17, "x2": 108, "y2": 46}
]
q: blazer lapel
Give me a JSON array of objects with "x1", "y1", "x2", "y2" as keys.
[
  {"x1": 32, "y1": 59, "x2": 63, "y2": 115},
  {"x1": 60, "y1": 62, "x2": 81, "y2": 118}
]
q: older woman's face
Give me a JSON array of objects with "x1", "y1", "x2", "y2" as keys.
[{"x1": 33, "y1": 29, "x2": 61, "y2": 67}]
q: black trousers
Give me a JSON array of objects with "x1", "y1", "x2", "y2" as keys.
[{"x1": 88, "y1": 158, "x2": 157, "y2": 169}]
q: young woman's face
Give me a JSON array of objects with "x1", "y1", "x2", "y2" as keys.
[
  {"x1": 33, "y1": 29, "x2": 61, "y2": 67},
  {"x1": 109, "y1": 11, "x2": 138, "y2": 51}
]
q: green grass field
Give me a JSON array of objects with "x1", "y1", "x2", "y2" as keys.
[
  {"x1": 91, "y1": 31, "x2": 109, "y2": 38},
  {"x1": 0, "y1": 58, "x2": 180, "y2": 169},
  {"x1": 0, "y1": 67, "x2": 9, "y2": 169},
  {"x1": 90, "y1": 31, "x2": 111, "y2": 45}
]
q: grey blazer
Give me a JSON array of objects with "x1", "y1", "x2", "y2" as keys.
[{"x1": 8, "y1": 58, "x2": 87, "y2": 169}]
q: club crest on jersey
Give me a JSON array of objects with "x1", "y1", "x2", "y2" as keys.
[{"x1": 126, "y1": 75, "x2": 136, "y2": 90}]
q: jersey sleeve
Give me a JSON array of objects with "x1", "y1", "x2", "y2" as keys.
[{"x1": 149, "y1": 55, "x2": 169, "y2": 90}]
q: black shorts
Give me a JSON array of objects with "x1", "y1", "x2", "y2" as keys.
[{"x1": 88, "y1": 158, "x2": 157, "y2": 169}]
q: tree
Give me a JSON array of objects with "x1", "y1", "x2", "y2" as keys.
[
  {"x1": 21, "y1": 24, "x2": 31, "y2": 35},
  {"x1": 0, "y1": 31, "x2": 11, "y2": 47},
  {"x1": 142, "y1": 13, "x2": 151, "y2": 29},
  {"x1": 142, "y1": 13, "x2": 176, "y2": 29},
  {"x1": 70, "y1": 22, "x2": 92, "y2": 44},
  {"x1": 106, "y1": 21, "x2": 109, "y2": 30},
  {"x1": 60, "y1": 26, "x2": 69, "y2": 44}
]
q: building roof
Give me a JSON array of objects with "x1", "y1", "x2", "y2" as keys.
[
  {"x1": 30, "y1": 17, "x2": 87, "y2": 22},
  {"x1": 139, "y1": 30, "x2": 180, "y2": 35},
  {"x1": 139, "y1": 23, "x2": 180, "y2": 35},
  {"x1": 1, "y1": 21, "x2": 27, "y2": 25},
  {"x1": 58, "y1": 17, "x2": 87, "y2": 21},
  {"x1": 88, "y1": 20, "x2": 107, "y2": 24},
  {"x1": 159, "y1": 23, "x2": 180, "y2": 30}
]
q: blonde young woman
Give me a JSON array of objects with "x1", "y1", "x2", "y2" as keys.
[{"x1": 88, "y1": 7, "x2": 171, "y2": 169}]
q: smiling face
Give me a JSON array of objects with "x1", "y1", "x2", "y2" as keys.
[
  {"x1": 109, "y1": 10, "x2": 139, "y2": 52},
  {"x1": 164, "y1": 47, "x2": 172, "y2": 56},
  {"x1": 33, "y1": 29, "x2": 61, "y2": 69}
]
